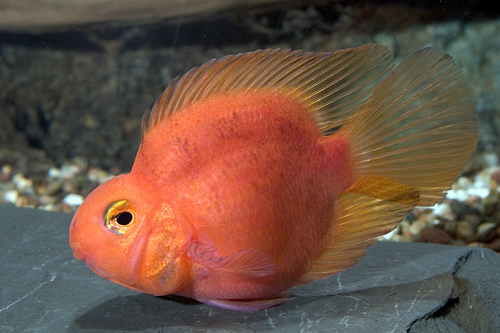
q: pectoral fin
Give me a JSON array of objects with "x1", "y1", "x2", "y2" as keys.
[{"x1": 187, "y1": 238, "x2": 276, "y2": 279}]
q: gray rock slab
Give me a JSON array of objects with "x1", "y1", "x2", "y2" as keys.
[{"x1": 1, "y1": 204, "x2": 499, "y2": 332}]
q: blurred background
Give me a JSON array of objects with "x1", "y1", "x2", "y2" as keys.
[{"x1": 1, "y1": 0, "x2": 500, "y2": 247}]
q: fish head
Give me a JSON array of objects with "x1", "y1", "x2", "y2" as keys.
[{"x1": 69, "y1": 173, "x2": 189, "y2": 296}]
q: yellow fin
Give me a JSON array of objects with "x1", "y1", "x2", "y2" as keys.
[
  {"x1": 298, "y1": 47, "x2": 479, "y2": 285},
  {"x1": 344, "y1": 47, "x2": 479, "y2": 205},
  {"x1": 298, "y1": 177, "x2": 418, "y2": 285},
  {"x1": 142, "y1": 44, "x2": 394, "y2": 138}
]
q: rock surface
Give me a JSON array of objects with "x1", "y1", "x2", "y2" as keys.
[{"x1": 1, "y1": 204, "x2": 499, "y2": 332}]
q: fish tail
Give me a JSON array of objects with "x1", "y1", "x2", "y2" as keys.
[
  {"x1": 298, "y1": 47, "x2": 479, "y2": 285},
  {"x1": 346, "y1": 47, "x2": 479, "y2": 205}
]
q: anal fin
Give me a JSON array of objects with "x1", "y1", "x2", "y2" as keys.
[
  {"x1": 298, "y1": 176, "x2": 418, "y2": 285},
  {"x1": 201, "y1": 293, "x2": 292, "y2": 311}
]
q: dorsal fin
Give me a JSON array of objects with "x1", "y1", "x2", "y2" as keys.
[{"x1": 141, "y1": 44, "x2": 394, "y2": 139}]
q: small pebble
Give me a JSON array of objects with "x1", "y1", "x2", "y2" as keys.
[
  {"x1": 449, "y1": 239, "x2": 466, "y2": 246},
  {"x1": 466, "y1": 241, "x2": 484, "y2": 248},
  {"x1": 0, "y1": 165, "x2": 12, "y2": 182},
  {"x1": 474, "y1": 169, "x2": 494, "y2": 189},
  {"x1": 15, "y1": 195, "x2": 38, "y2": 208},
  {"x1": 463, "y1": 214, "x2": 482, "y2": 231},
  {"x1": 443, "y1": 220, "x2": 458, "y2": 236},
  {"x1": 387, "y1": 234, "x2": 410, "y2": 242},
  {"x1": 490, "y1": 169, "x2": 500, "y2": 183},
  {"x1": 483, "y1": 193, "x2": 499, "y2": 215},
  {"x1": 483, "y1": 152, "x2": 499, "y2": 166},
  {"x1": 449, "y1": 200, "x2": 469, "y2": 218},
  {"x1": 420, "y1": 227, "x2": 453, "y2": 245},
  {"x1": 455, "y1": 221, "x2": 476, "y2": 242},
  {"x1": 38, "y1": 194, "x2": 59, "y2": 206},
  {"x1": 486, "y1": 227, "x2": 500, "y2": 243},
  {"x1": 485, "y1": 238, "x2": 500, "y2": 252},
  {"x1": 381, "y1": 228, "x2": 398, "y2": 241},
  {"x1": 455, "y1": 176, "x2": 473, "y2": 189},
  {"x1": 48, "y1": 167, "x2": 62, "y2": 179},
  {"x1": 477, "y1": 222, "x2": 497, "y2": 239},
  {"x1": 1, "y1": 165, "x2": 12, "y2": 176},
  {"x1": 59, "y1": 164, "x2": 80, "y2": 179},
  {"x1": 71, "y1": 173, "x2": 90, "y2": 190},
  {"x1": 60, "y1": 203, "x2": 74, "y2": 213},
  {"x1": 44, "y1": 180, "x2": 64, "y2": 196},
  {"x1": 62, "y1": 193, "x2": 84, "y2": 206},
  {"x1": 72, "y1": 156, "x2": 89, "y2": 173},
  {"x1": 88, "y1": 167, "x2": 113, "y2": 184},
  {"x1": 433, "y1": 202, "x2": 456, "y2": 221},
  {"x1": 12, "y1": 174, "x2": 34, "y2": 194},
  {"x1": 4, "y1": 190, "x2": 19, "y2": 204},
  {"x1": 467, "y1": 187, "x2": 490, "y2": 199},
  {"x1": 41, "y1": 204, "x2": 59, "y2": 211},
  {"x1": 447, "y1": 189, "x2": 469, "y2": 201},
  {"x1": 63, "y1": 181, "x2": 77, "y2": 193},
  {"x1": 400, "y1": 220, "x2": 412, "y2": 238},
  {"x1": 424, "y1": 212, "x2": 439, "y2": 225},
  {"x1": 408, "y1": 220, "x2": 427, "y2": 237}
]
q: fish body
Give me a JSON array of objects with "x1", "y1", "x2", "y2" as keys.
[{"x1": 70, "y1": 45, "x2": 479, "y2": 311}]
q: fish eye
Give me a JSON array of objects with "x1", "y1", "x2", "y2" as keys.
[
  {"x1": 116, "y1": 211, "x2": 133, "y2": 225},
  {"x1": 104, "y1": 200, "x2": 137, "y2": 234}
]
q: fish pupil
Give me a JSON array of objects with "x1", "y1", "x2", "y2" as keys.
[{"x1": 116, "y1": 211, "x2": 133, "y2": 225}]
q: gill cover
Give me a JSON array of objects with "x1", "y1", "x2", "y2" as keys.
[{"x1": 69, "y1": 174, "x2": 189, "y2": 295}]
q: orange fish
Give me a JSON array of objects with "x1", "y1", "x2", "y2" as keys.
[{"x1": 69, "y1": 44, "x2": 478, "y2": 311}]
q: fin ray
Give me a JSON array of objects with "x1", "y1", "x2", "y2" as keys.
[
  {"x1": 299, "y1": 47, "x2": 478, "y2": 285},
  {"x1": 298, "y1": 177, "x2": 418, "y2": 285},
  {"x1": 201, "y1": 293, "x2": 292, "y2": 311},
  {"x1": 187, "y1": 241, "x2": 276, "y2": 279},
  {"x1": 142, "y1": 44, "x2": 394, "y2": 139},
  {"x1": 344, "y1": 47, "x2": 479, "y2": 205}
]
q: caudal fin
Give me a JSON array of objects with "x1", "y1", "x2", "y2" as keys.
[
  {"x1": 346, "y1": 47, "x2": 479, "y2": 205},
  {"x1": 299, "y1": 47, "x2": 479, "y2": 285}
]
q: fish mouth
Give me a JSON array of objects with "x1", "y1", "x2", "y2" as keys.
[
  {"x1": 71, "y1": 247, "x2": 110, "y2": 280},
  {"x1": 72, "y1": 246, "x2": 85, "y2": 261},
  {"x1": 83, "y1": 258, "x2": 146, "y2": 293},
  {"x1": 70, "y1": 242, "x2": 114, "y2": 281},
  {"x1": 69, "y1": 215, "x2": 148, "y2": 290},
  {"x1": 71, "y1": 240, "x2": 143, "y2": 289},
  {"x1": 84, "y1": 259, "x2": 114, "y2": 281}
]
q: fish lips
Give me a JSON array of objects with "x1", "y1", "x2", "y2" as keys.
[
  {"x1": 70, "y1": 239, "x2": 117, "y2": 282},
  {"x1": 71, "y1": 240, "x2": 145, "y2": 288},
  {"x1": 69, "y1": 218, "x2": 148, "y2": 289}
]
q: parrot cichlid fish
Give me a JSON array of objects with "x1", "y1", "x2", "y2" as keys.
[{"x1": 69, "y1": 44, "x2": 479, "y2": 311}]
